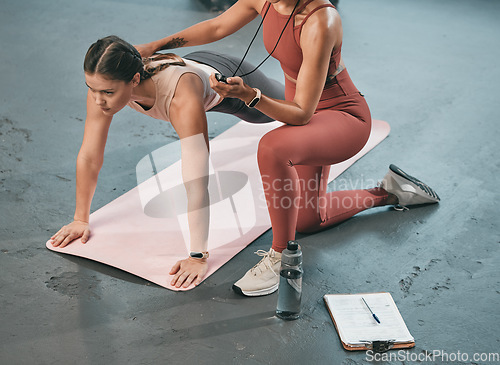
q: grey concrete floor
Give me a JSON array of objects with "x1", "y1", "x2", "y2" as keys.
[{"x1": 1, "y1": 0, "x2": 499, "y2": 364}]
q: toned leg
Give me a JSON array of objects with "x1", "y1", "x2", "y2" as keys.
[{"x1": 257, "y1": 108, "x2": 378, "y2": 252}]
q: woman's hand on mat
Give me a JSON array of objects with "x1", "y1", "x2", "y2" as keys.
[
  {"x1": 169, "y1": 257, "x2": 208, "y2": 288},
  {"x1": 50, "y1": 220, "x2": 90, "y2": 248}
]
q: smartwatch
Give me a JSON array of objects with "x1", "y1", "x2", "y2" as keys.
[
  {"x1": 189, "y1": 251, "x2": 209, "y2": 259},
  {"x1": 245, "y1": 88, "x2": 261, "y2": 108}
]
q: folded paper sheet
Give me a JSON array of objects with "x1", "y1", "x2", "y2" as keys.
[{"x1": 46, "y1": 120, "x2": 390, "y2": 290}]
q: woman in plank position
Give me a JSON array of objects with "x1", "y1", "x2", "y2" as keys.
[
  {"x1": 137, "y1": 0, "x2": 440, "y2": 296},
  {"x1": 49, "y1": 35, "x2": 285, "y2": 288}
]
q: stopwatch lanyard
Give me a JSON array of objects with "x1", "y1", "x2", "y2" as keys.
[{"x1": 231, "y1": 0, "x2": 301, "y2": 78}]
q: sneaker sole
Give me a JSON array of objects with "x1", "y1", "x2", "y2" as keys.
[
  {"x1": 232, "y1": 283, "x2": 279, "y2": 297},
  {"x1": 389, "y1": 164, "x2": 440, "y2": 202}
]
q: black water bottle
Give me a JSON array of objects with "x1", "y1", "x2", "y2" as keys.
[{"x1": 276, "y1": 240, "x2": 303, "y2": 320}]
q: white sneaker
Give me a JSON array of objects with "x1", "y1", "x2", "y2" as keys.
[
  {"x1": 233, "y1": 248, "x2": 282, "y2": 297},
  {"x1": 380, "y1": 164, "x2": 440, "y2": 210}
]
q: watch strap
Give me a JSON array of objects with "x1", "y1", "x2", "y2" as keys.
[
  {"x1": 246, "y1": 88, "x2": 261, "y2": 108},
  {"x1": 189, "y1": 251, "x2": 209, "y2": 259}
]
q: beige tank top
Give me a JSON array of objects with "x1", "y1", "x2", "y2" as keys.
[{"x1": 127, "y1": 59, "x2": 221, "y2": 122}]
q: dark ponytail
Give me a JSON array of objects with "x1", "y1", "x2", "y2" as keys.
[{"x1": 84, "y1": 35, "x2": 185, "y2": 82}]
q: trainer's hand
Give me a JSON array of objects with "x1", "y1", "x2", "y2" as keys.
[
  {"x1": 134, "y1": 43, "x2": 156, "y2": 59},
  {"x1": 209, "y1": 74, "x2": 255, "y2": 103},
  {"x1": 50, "y1": 220, "x2": 90, "y2": 248},
  {"x1": 170, "y1": 257, "x2": 208, "y2": 288}
]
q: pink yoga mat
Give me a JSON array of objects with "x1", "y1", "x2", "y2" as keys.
[{"x1": 46, "y1": 119, "x2": 390, "y2": 290}]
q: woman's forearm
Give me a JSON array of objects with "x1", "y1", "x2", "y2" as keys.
[
  {"x1": 253, "y1": 93, "x2": 312, "y2": 126},
  {"x1": 151, "y1": 19, "x2": 223, "y2": 52},
  {"x1": 181, "y1": 139, "x2": 210, "y2": 253},
  {"x1": 184, "y1": 179, "x2": 210, "y2": 253},
  {"x1": 73, "y1": 155, "x2": 101, "y2": 223},
  {"x1": 180, "y1": 136, "x2": 211, "y2": 254},
  {"x1": 148, "y1": 1, "x2": 259, "y2": 52},
  {"x1": 230, "y1": 82, "x2": 314, "y2": 126}
]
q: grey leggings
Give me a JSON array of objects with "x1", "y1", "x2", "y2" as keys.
[{"x1": 183, "y1": 51, "x2": 285, "y2": 124}]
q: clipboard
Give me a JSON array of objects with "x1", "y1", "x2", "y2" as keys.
[{"x1": 323, "y1": 292, "x2": 415, "y2": 352}]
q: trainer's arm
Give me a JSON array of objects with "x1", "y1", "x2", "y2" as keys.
[
  {"x1": 210, "y1": 7, "x2": 340, "y2": 126},
  {"x1": 50, "y1": 90, "x2": 113, "y2": 247},
  {"x1": 136, "y1": 0, "x2": 259, "y2": 56},
  {"x1": 168, "y1": 73, "x2": 211, "y2": 288}
]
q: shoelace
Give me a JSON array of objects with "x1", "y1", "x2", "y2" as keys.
[{"x1": 250, "y1": 250, "x2": 280, "y2": 276}]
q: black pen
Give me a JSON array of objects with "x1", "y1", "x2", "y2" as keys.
[{"x1": 362, "y1": 297, "x2": 381, "y2": 324}]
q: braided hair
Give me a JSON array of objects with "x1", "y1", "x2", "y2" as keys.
[{"x1": 84, "y1": 35, "x2": 185, "y2": 82}]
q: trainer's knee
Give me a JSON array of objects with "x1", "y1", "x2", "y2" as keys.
[
  {"x1": 257, "y1": 130, "x2": 290, "y2": 164},
  {"x1": 257, "y1": 133, "x2": 272, "y2": 156}
]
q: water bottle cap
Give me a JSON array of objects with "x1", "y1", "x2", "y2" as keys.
[
  {"x1": 287, "y1": 240, "x2": 299, "y2": 251},
  {"x1": 281, "y1": 241, "x2": 302, "y2": 266}
]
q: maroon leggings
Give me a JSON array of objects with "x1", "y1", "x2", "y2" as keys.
[{"x1": 258, "y1": 72, "x2": 389, "y2": 252}]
